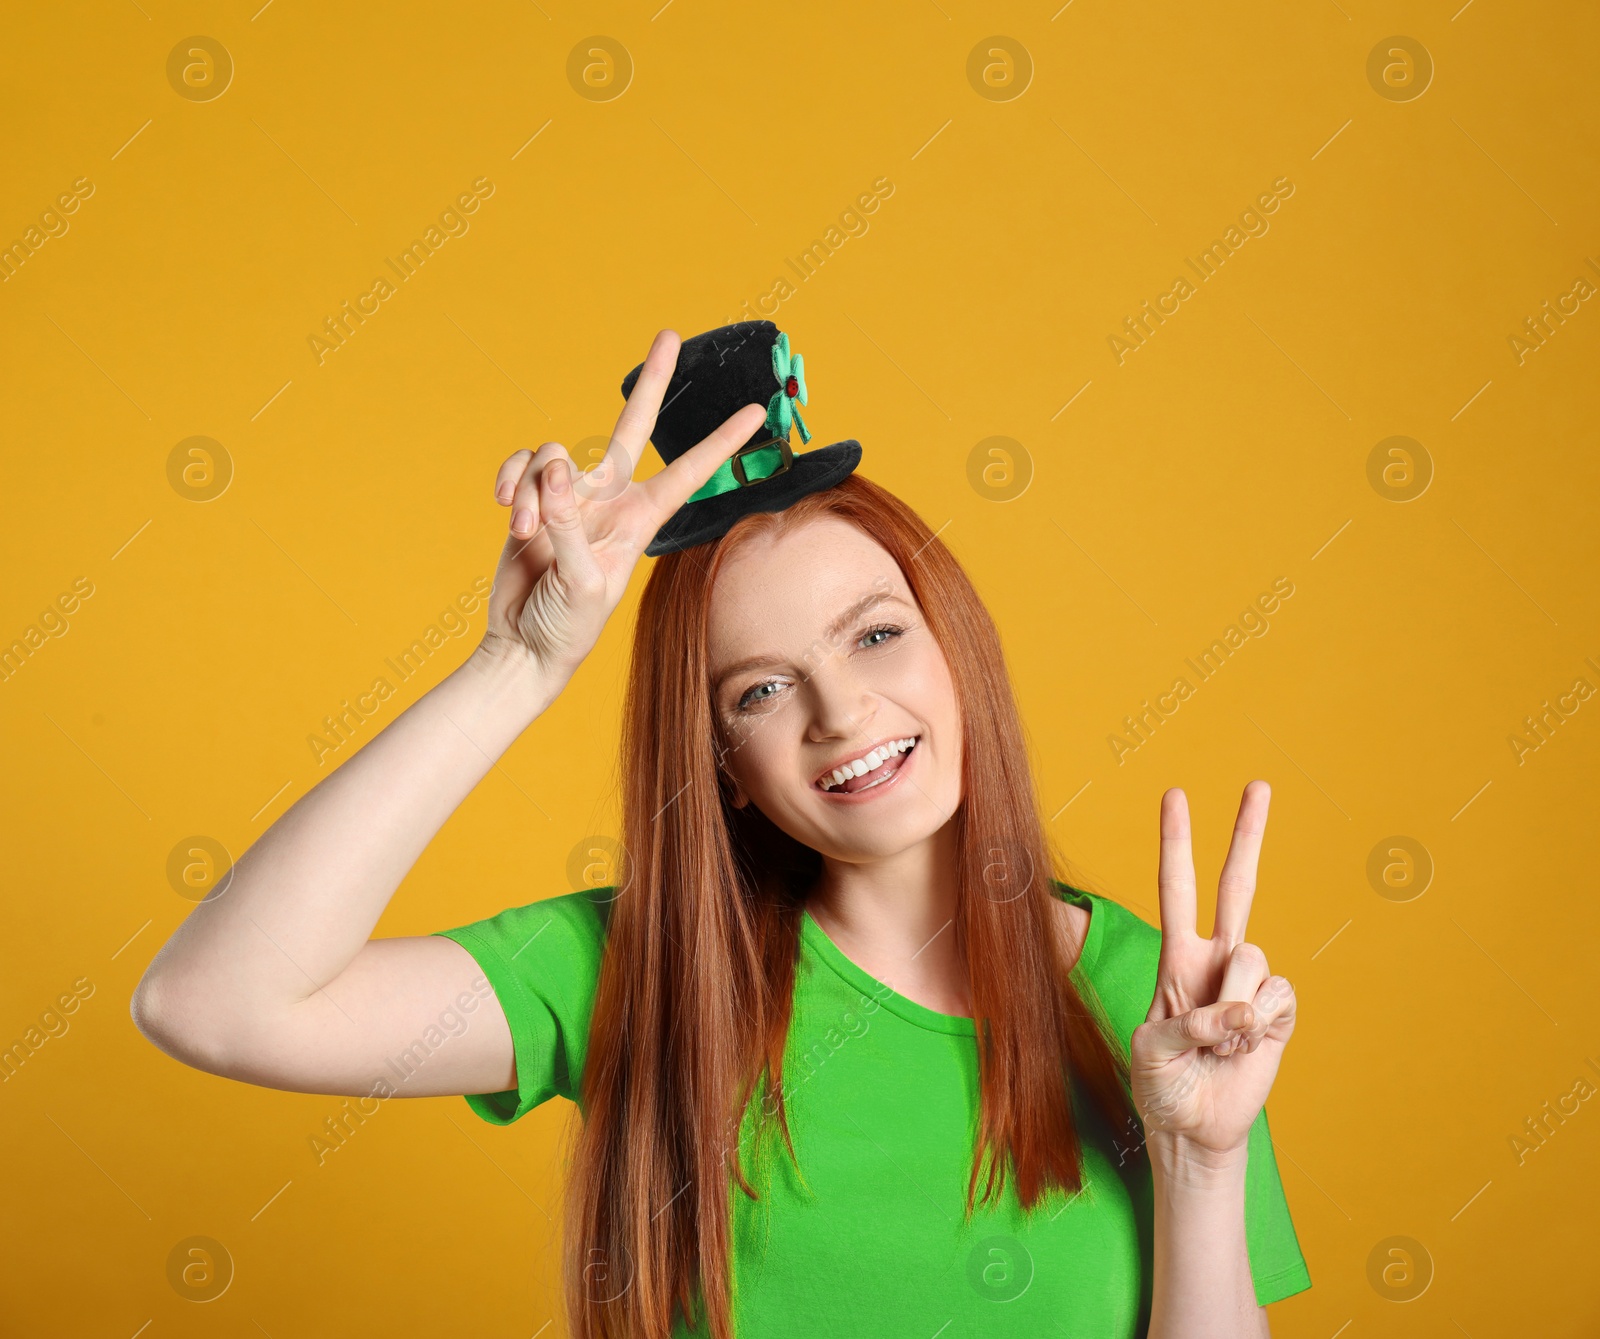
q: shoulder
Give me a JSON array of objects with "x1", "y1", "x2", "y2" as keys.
[
  {"x1": 1047, "y1": 892, "x2": 1092, "y2": 964},
  {"x1": 435, "y1": 886, "x2": 614, "y2": 995},
  {"x1": 1050, "y1": 882, "x2": 1163, "y2": 1048}
]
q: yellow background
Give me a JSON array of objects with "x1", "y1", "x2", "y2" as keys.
[{"x1": 2, "y1": 2, "x2": 1596, "y2": 1334}]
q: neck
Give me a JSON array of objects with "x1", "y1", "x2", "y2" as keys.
[{"x1": 804, "y1": 816, "x2": 970, "y2": 1013}]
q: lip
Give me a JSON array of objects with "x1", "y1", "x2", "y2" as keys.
[{"x1": 812, "y1": 734, "x2": 919, "y2": 802}]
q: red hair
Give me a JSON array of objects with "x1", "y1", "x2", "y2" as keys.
[{"x1": 563, "y1": 471, "x2": 1136, "y2": 1339}]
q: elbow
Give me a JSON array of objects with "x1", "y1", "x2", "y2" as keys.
[
  {"x1": 129, "y1": 966, "x2": 187, "y2": 1062},
  {"x1": 131, "y1": 961, "x2": 291, "y2": 1083},
  {"x1": 130, "y1": 965, "x2": 228, "y2": 1074}
]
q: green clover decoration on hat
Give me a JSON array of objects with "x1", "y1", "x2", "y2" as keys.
[{"x1": 765, "y1": 332, "x2": 812, "y2": 445}]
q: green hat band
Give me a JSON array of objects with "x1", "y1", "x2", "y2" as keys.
[{"x1": 686, "y1": 440, "x2": 792, "y2": 504}]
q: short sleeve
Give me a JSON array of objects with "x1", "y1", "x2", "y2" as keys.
[
  {"x1": 1243, "y1": 1105, "x2": 1312, "y2": 1305},
  {"x1": 432, "y1": 887, "x2": 612, "y2": 1124}
]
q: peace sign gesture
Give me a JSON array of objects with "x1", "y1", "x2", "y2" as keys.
[
  {"x1": 479, "y1": 329, "x2": 767, "y2": 685},
  {"x1": 1128, "y1": 782, "x2": 1299, "y2": 1163}
]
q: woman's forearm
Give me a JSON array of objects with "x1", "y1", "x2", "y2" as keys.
[
  {"x1": 1147, "y1": 1135, "x2": 1270, "y2": 1338},
  {"x1": 137, "y1": 640, "x2": 558, "y2": 1032}
]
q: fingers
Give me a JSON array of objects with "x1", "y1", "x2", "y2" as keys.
[
  {"x1": 571, "y1": 434, "x2": 633, "y2": 504},
  {"x1": 1213, "y1": 941, "x2": 1270, "y2": 1056},
  {"x1": 500, "y1": 324, "x2": 684, "y2": 532},
  {"x1": 1255, "y1": 974, "x2": 1297, "y2": 1040},
  {"x1": 1135, "y1": 998, "x2": 1254, "y2": 1066},
  {"x1": 508, "y1": 442, "x2": 573, "y2": 539},
  {"x1": 1214, "y1": 779, "x2": 1270, "y2": 945},
  {"x1": 640, "y1": 401, "x2": 769, "y2": 522},
  {"x1": 1157, "y1": 788, "x2": 1199, "y2": 943},
  {"x1": 1216, "y1": 941, "x2": 1269, "y2": 1003},
  {"x1": 1222, "y1": 973, "x2": 1297, "y2": 1057},
  {"x1": 494, "y1": 449, "x2": 531, "y2": 506},
  {"x1": 609, "y1": 329, "x2": 681, "y2": 469},
  {"x1": 537, "y1": 455, "x2": 603, "y2": 592}
]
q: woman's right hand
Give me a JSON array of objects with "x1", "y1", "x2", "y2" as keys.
[{"x1": 479, "y1": 329, "x2": 768, "y2": 684}]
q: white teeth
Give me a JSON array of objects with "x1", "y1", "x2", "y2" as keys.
[{"x1": 818, "y1": 737, "x2": 918, "y2": 791}]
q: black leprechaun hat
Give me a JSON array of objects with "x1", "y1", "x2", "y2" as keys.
[{"x1": 620, "y1": 320, "x2": 862, "y2": 556}]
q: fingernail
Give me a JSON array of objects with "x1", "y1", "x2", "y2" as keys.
[
  {"x1": 511, "y1": 507, "x2": 532, "y2": 534},
  {"x1": 548, "y1": 461, "x2": 569, "y2": 493},
  {"x1": 496, "y1": 481, "x2": 514, "y2": 503}
]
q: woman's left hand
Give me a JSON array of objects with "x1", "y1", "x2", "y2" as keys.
[{"x1": 1129, "y1": 781, "x2": 1299, "y2": 1166}]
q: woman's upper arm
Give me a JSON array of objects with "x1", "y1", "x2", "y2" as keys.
[{"x1": 137, "y1": 933, "x2": 516, "y2": 1100}]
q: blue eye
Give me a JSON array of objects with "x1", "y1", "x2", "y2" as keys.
[
  {"x1": 732, "y1": 623, "x2": 906, "y2": 713},
  {"x1": 737, "y1": 681, "x2": 780, "y2": 712}
]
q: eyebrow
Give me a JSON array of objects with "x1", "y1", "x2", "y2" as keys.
[{"x1": 711, "y1": 590, "x2": 910, "y2": 691}]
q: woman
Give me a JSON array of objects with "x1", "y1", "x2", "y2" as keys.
[{"x1": 133, "y1": 323, "x2": 1308, "y2": 1338}]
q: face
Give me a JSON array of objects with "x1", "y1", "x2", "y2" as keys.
[{"x1": 707, "y1": 515, "x2": 963, "y2": 864}]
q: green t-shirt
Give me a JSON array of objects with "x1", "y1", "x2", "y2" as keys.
[{"x1": 435, "y1": 883, "x2": 1311, "y2": 1334}]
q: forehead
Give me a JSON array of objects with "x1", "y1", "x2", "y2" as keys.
[{"x1": 707, "y1": 515, "x2": 909, "y2": 653}]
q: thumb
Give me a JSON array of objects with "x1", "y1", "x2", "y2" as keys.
[{"x1": 1139, "y1": 1001, "x2": 1253, "y2": 1064}]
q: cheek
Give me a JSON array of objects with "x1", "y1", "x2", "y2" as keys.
[
  {"x1": 722, "y1": 717, "x2": 791, "y2": 801},
  {"x1": 895, "y1": 645, "x2": 963, "y2": 798},
  {"x1": 896, "y1": 641, "x2": 959, "y2": 729}
]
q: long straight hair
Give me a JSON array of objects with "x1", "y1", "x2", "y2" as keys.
[{"x1": 562, "y1": 471, "x2": 1137, "y2": 1339}]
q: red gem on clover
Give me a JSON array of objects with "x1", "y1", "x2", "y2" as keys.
[{"x1": 785, "y1": 375, "x2": 799, "y2": 398}]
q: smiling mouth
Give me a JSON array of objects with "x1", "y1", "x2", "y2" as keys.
[{"x1": 815, "y1": 736, "x2": 919, "y2": 794}]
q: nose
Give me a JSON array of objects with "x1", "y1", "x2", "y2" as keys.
[{"x1": 804, "y1": 653, "x2": 876, "y2": 745}]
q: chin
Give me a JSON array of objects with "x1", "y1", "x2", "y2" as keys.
[{"x1": 803, "y1": 794, "x2": 959, "y2": 864}]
